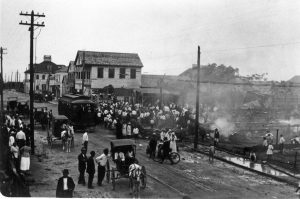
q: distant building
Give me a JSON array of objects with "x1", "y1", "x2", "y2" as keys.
[
  {"x1": 24, "y1": 55, "x2": 67, "y2": 97},
  {"x1": 65, "y1": 61, "x2": 76, "y2": 94},
  {"x1": 73, "y1": 50, "x2": 143, "y2": 95}
]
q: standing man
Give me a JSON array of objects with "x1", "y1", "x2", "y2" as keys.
[
  {"x1": 82, "y1": 131, "x2": 88, "y2": 151},
  {"x1": 115, "y1": 119, "x2": 123, "y2": 139},
  {"x1": 56, "y1": 169, "x2": 75, "y2": 198},
  {"x1": 95, "y1": 148, "x2": 109, "y2": 186},
  {"x1": 266, "y1": 144, "x2": 274, "y2": 161},
  {"x1": 86, "y1": 151, "x2": 95, "y2": 189},
  {"x1": 279, "y1": 134, "x2": 285, "y2": 154},
  {"x1": 78, "y1": 147, "x2": 87, "y2": 185},
  {"x1": 15, "y1": 128, "x2": 26, "y2": 150},
  {"x1": 160, "y1": 137, "x2": 172, "y2": 164},
  {"x1": 209, "y1": 143, "x2": 215, "y2": 163},
  {"x1": 149, "y1": 133, "x2": 157, "y2": 159}
]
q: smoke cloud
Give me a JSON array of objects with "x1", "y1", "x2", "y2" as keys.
[{"x1": 210, "y1": 117, "x2": 236, "y2": 137}]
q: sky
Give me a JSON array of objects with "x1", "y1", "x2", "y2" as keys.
[{"x1": 1, "y1": 0, "x2": 300, "y2": 81}]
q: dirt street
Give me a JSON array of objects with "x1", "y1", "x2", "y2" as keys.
[
  {"x1": 3, "y1": 91, "x2": 298, "y2": 198},
  {"x1": 30, "y1": 116, "x2": 296, "y2": 198}
]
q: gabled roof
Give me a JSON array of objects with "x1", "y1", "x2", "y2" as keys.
[
  {"x1": 288, "y1": 75, "x2": 300, "y2": 83},
  {"x1": 24, "y1": 61, "x2": 66, "y2": 74},
  {"x1": 74, "y1": 50, "x2": 143, "y2": 68},
  {"x1": 67, "y1": 61, "x2": 75, "y2": 73},
  {"x1": 55, "y1": 66, "x2": 68, "y2": 73}
]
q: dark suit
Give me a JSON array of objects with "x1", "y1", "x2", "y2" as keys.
[
  {"x1": 161, "y1": 140, "x2": 172, "y2": 163},
  {"x1": 56, "y1": 176, "x2": 75, "y2": 198},
  {"x1": 116, "y1": 122, "x2": 122, "y2": 139},
  {"x1": 86, "y1": 156, "x2": 95, "y2": 188},
  {"x1": 78, "y1": 153, "x2": 87, "y2": 185}
]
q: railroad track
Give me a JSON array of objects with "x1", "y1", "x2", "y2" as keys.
[
  {"x1": 137, "y1": 148, "x2": 216, "y2": 193},
  {"x1": 89, "y1": 130, "x2": 215, "y2": 197}
]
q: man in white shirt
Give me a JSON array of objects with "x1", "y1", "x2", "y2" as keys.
[
  {"x1": 95, "y1": 148, "x2": 109, "y2": 186},
  {"x1": 133, "y1": 127, "x2": 139, "y2": 143},
  {"x1": 9, "y1": 133, "x2": 15, "y2": 147},
  {"x1": 56, "y1": 169, "x2": 75, "y2": 198},
  {"x1": 16, "y1": 128, "x2": 26, "y2": 149},
  {"x1": 279, "y1": 134, "x2": 285, "y2": 153},
  {"x1": 82, "y1": 132, "x2": 88, "y2": 151}
]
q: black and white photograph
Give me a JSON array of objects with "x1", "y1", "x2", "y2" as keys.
[{"x1": 1, "y1": 0, "x2": 300, "y2": 198}]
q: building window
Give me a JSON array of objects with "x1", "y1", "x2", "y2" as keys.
[
  {"x1": 130, "y1": 69, "x2": 136, "y2": 79},
  {"x1": 119, "y1": 68, "x2": 126, "y2": 79},
  {"x1": 81, "y1": 72, "x2": 85, "y2": 79},
  {"x1": 87, "y1": 72, "x2": 90, "y2": 79},
  {"x1": 36, "y1": 85, "x2": 39, "y2": 90},
  {"x1": 109, "y1": 68, "x2": 115, "y2": 78},
  {"x1": 36, "y1": 74, "x2": 39, "y2": 79},
  {"x1": 98, "y1": 68, "x2": 103, "y2": 78},
  {"x1": 42, "y1": 84, "x2": 46, "y2": 91},
  {"x1": 42, "y1": 75, "x2": 45, "y2": 79}
]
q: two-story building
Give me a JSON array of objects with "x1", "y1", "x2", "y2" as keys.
[
  {"x1": 73, "y1": 50, "x2": 143, "y2": 95},
  {"x1": 24, "y1": 55, "x2": 67, "y2": 97}
]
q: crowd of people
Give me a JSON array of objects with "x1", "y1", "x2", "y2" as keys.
[
  {"x1": 96, "y1": 101, "x2": 192, "y2": 135},
  {"x1": 3, "y1": 113, "x2": 32, "y2": 175},
  {"x1": 95, "y1": 101, "x2": 197, "y2": 162}
]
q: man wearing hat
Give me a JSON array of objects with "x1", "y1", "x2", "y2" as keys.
[
  {"x1": 56, "y1": 169, "x2": 75, "y2": 198},
  {"x1": 149, "y1": 133, "x2": 157, "y2": 159},
  {"x1": 78, "y1": 147, "x2": 87, "y2": 185},
  {"x1": 86, "y1": 151, "x2": 96, "y2": 189}
]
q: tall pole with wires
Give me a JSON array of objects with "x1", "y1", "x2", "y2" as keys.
[
  {"x1": 194, "y1": 46, "x2": 201, "y2": 149},
  {"x1": 0, "y1": 47, "x2": 7, "y2": 171},
  {"x1": 20, "y1": 10, "x2": 45, "y2": 155},
  {"x1": 0, "y1": 47, "x2": 7, "y2": 125}
]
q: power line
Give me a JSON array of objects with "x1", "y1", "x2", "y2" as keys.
[{"x1": 19, "y1": 10, "x2": 45, "y2": 155}]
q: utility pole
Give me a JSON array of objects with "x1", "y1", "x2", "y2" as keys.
[
  {"x1": 0, "y1": 47, "x2": 7, "y2": 124},
  {"x1": 81, "y1": 51, "x2": 85, "y2": 95},
  {"x1": 0, "y1": 47, "x2": 7, "y2": 171},
  {"x1": 194, "y1": 46, "x2": 201, "y2": 149},
  {"x1": 20, "y1": 10, "x2": 45, "y2": 155}
]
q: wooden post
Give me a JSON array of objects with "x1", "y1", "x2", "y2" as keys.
[
  {"x1": 276, "y1": 129, "x2": 279, "y2": 145},
  {"x1": 194, "y1": 46, "x2": 201, "y2": 149},
  {"x1": 294, "y1": 151, "x2": 298, "y2": 171}
]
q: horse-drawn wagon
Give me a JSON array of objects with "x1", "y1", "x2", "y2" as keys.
[
  {"x1": 47, "y1": 115, "x2": 74, "y2": 151},
  {"x1": 109, "y1": 139, "x2": 146, "y2": 197}
]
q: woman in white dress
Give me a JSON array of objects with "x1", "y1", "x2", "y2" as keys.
[
  {"x1": 170, "y1": 133, "x2": 177, "y2": 153},
  {"x1": 20, "y1": 143, "x2": 31, "y2": 174}
]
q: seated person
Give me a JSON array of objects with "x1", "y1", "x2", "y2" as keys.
[{"x1": 125, "y1": 150, "x2": 136, "y2": 166}]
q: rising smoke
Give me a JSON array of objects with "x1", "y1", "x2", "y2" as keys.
[{"x1": 210, "y1": 117, "x2": 236, "y2": 137}]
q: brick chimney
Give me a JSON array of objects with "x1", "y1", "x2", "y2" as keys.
[{"x1": 44, "y1": 55, "x2": 51, "y2": 62}]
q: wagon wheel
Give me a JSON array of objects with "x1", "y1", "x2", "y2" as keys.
[
  {"x1": 140, "y1": 166, "x2": 147, "y2": 189},
  {"x1": 106, "y1": 162, "x2": 110, "y2": 183},
  {"x1": 111, "y1": 168, "x2": 116, "y2": 191},
  {"x1": 170, "y1": 152, "x2": 180, "y2": 164}
]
